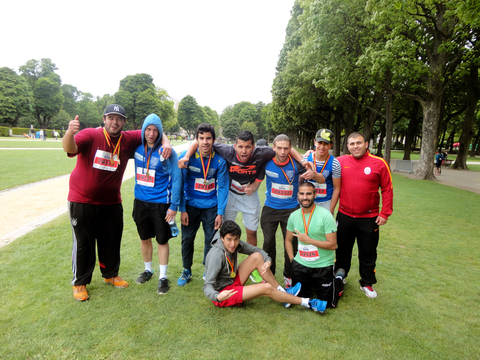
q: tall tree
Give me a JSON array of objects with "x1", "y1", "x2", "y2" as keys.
[
  {"x1": 19, "y1": 59, "x2": 64, "y2": 128},
  {"x1": 0, "y1": 67, "x2": 34, "y2": 126},
  {"x1": 33, "y1": 77, "x2": 64, "y2": 128},
  {"x1": 76, "y1": 92, "x2": 101, "y2": 128},
  {"x1": 19, "y1": 58, "x2": 58, "y2": 88},
  {"x1": 115, "y1": 73, "x2": 156, "y2": 129},
  {"x1": 177, "y1": 95, "x2": 206, "y2": 134},
  {"x1": 61, "y1": 84, "x2": 81, "y2": 118},
  {"x1": 365, "y1": 0, "x2": 475, "y2": 179}
]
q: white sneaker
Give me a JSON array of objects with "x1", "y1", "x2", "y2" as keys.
[
  {"x1": 360, "y1": 285, "x2": 377, "y2": 298},
  {"x1": 284, "y1": 277, "x2": 292, "y2": 289}
]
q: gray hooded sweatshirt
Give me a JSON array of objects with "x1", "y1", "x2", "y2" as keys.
[{"x1": 203, "y1": 231, "x2": 271, "y2": 302}]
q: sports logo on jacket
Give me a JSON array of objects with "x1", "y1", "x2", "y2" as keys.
[{"x1": 229, "y1": 165, "x2": 256, "y2": 175}]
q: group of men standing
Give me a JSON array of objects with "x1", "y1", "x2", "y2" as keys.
[{"x1": 63, "y1": 104, "x2": 393, "y2": 313}]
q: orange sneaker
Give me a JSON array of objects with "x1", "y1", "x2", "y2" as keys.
[
  {"x1": 104, "y1": 276, "x2": 129, "y2": 288},
  {"x1": 73, "y1": 285, "x2": 89, "y2": 301}
]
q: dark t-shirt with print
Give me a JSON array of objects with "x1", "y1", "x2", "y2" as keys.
[{"x1": 213, "y1": 143, "x2": 274, "y2": 195}]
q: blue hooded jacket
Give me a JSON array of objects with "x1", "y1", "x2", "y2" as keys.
[{"x1": 133, "y1": 114, "x2": 181, "y2": 209}]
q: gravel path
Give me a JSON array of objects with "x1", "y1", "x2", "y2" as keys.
[{"x1": 0, "y1": 143, "x2": 190, "y2": 248}]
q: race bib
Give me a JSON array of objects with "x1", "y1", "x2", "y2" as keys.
[
  {"x1": 93, "y1": 150, "x2": 118, "y2": 172},
  {"x1": 314, "y1": 182, "x2": 327, "y2": 198},
  {"x1": 136, "y1": 167, "x2": 155, "y2": 187},
  {"x1": 298, "y1": 244, "x2": 320, "y2": 262},
  {"x1": 194, "y1": 177, "x2": 215, "y2": 193},
  {"x1": 271, "y1": 182, "x2": 293, "y2": 199},
  {"x1": 230, "y1": 179, "x2": 245, "y2": 193}
]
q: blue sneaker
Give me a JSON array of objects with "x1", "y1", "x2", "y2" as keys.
[
  {"x1": 309, "y1": 299, "x2": 327, "y2": 313},
  {"x1": 283, "y1": 282, "x2": 302, "y2": 308},
  {"x1": 177, "y1": 269, "x2": 192, "y2": 286}
]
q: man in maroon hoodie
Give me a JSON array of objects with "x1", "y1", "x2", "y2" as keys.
[{"x1": 335, "y1": 132, "x2": 393, "y2": 299}]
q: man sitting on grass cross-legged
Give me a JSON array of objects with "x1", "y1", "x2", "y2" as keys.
[{"x1": 203, "y1": 220, "x2": 327, "y2": 313}]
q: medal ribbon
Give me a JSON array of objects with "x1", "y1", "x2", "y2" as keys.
[
  {"x1": 279, "y1": 155, "x2": 297, "y2": 185},
  {"x1": 199, "y1": 150, "x2": 212, "y2": 184},
  {"x1": 144, "y1": 144, "x2": 154, "y2": 176},
  {"x1": 224, "y1": 251, "x2": 235, "y2": 273},
  {"x1": 313, "y1": 153, "x2": 330, "y2": 174},
  {"x1": 103, "y1": 128, "x2": 122, "y2": 165},
  {"x1": 302, "y1": 205, "x2": 316, "y2": 236}
]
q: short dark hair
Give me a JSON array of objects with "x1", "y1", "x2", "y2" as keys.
[
  {"x1": 299, "y1": 181, "x2": 316, "y2": 191},
  {"x1": 273, "y1": 134, "x2": 291, "y2": 146},
  {"x1": 195, "y1": 123, "x2": 216, "y2": 140},
  {"x1": 347, "y1": 132, "x2": 367, "y2": 143},
  {"x1": 236, "y1": 130, "x2": 254, "y2": 145},
  {"x1": 220, "y1": 220, "x2": 242, "y2": 238}
]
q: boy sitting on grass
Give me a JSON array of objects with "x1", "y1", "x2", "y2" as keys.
[{"x1": 203, "y1": 220, "x2": 327, "y2": 313}]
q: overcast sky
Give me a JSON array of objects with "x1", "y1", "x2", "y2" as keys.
[{"x1": 2, "y1": 0, "x2": 295, "y2": 114}]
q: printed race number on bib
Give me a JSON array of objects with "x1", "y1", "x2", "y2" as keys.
[
  {"x1": 230, "y1": 179, "x2": 245, "y2": 193},
  {"x1": 271, "y1": 182, "x2": 293, "y2": 199},
  {"x1": 136, "y1": 167, "x2": 155, "y2": 187},
  {"x1": 314, "y1": 182, "x2": 327, "y2": 198},
  {"x1": 194, "y1": 177, "x2": 215, "y2": 193},
  {"x1": 93, "y1": 150, "x2": 118, "y2": 172},
  {"x1": 298, "y1": 244, "x2": 320, "y2": 262}
]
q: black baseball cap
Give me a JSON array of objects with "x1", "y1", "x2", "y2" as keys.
[
  {"x1": 104, "y1": 104, "x2": 126, "y2": 119},
  {"x1": 315, "y1": 129, "x2": 333, "y2": 144}
]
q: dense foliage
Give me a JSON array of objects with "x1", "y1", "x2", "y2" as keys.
[{"x1": 271, "y1": 0, "x2": 480, "y2": 178}]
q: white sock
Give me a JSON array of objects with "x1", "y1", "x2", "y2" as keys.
[
  {"x1": 159, "y1": 264, "x2": 168, "y2": 279},
  {"x1": 145, "y1": 261, "x2": 153, "y2": 273},
  {"x1": 301, "y1": 298, "x2": 310, "y2": 308},
  {"x1": 277, "y1": 285, "x2": 286, "y2": 292}
]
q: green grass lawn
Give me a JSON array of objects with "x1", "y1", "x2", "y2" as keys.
[
  {"x1": 0, "y1": 138, "x2": 64, "y2": 148},
  {"x1": 0, "y1": 139, "x2": 187, "y2": 191},
  {"x1": 0, "y1": 150, "x2": 75, "y2": 191},
  {"x1": 1, "y1": 174, "x2": 479, "y2": 359}
]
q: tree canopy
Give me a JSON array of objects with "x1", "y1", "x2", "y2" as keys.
[
  {"x1": 0, "y1": 67, "x2": 34, "y2": 126},
  {"x1": 271, "y1": 0, "x2": 480, "y2": 179}
]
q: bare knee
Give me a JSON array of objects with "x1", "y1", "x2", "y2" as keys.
[{"x1": 261, "y1": 282, "x2": 275, "y2": 295}]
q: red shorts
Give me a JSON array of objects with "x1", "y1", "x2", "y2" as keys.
[{"x1": 212, "y1": 274, "x2": 244, "y2": 307}]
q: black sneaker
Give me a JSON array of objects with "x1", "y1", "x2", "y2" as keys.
[
  {"x1": 136, "y1": 270, "x2": 153, "y2": 284},
  {"x1": 157, "y1": 278, "x2": 170, "y2": 295}
]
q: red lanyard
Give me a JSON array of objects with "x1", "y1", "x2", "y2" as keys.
[
  {"x1": 103, "y1": 128, "x2": 122, "y2": 165},
  {"x1": 302, "y1": 205, "x2": 315, "y2": 236},
  {"x1": 199, "y1": 150, "x2": 212, "y2": 185},
  {"x1": 144, "y1": 145, "x2": 154, "y2": 176},
  {"x1": 313, "y1": 153, "x2": 329, "y2": 174},
  {"x1": 225, "y1": 252, "x2": 234, "y2": 271},
  {"x1": 279, "y1": 155, "x2": 296, "y2": 185}
]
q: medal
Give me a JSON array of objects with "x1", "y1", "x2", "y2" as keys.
[
  {"x1": 146, "y1": 171, "x2": 150, "y2": 177},
  {"x1": 230, "y1": 272, "x2": 236, "y2": 278},
  {"x1": 199, "y1": 150, "x2": 212, "y2": 188},
  {"x1": 103, "y1": 128, "x2": 122, "y2": 165}
]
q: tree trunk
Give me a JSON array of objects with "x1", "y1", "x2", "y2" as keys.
[
  {"x1": 333, "y1": 111, "x2": 342, "y2": 156},
  {"x1": 384, "y1": 75, "x2": 393, "y2": 167},
  {"x1": 414, "y1": 96, "x2": 443, "y2": 180},
  {"x1": 453, "y1": 63, "x2": 479, "y2": 170},
  {"x1": 376, "y1": 118, "x2": 385, "y2": 157},
  {"x1": 403, "y1": 100, "x2": 421, "y2": 160}
]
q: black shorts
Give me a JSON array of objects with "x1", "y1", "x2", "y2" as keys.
[
  {"x1": 132, "y1": 199, "x2": 172, "y2": 245},
  {"x1": 435, "y1": 162, "x2": 442, "y2": 169},
  {"x1": 291, "y1": 261, "x2": 343, "y2": 308}
]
